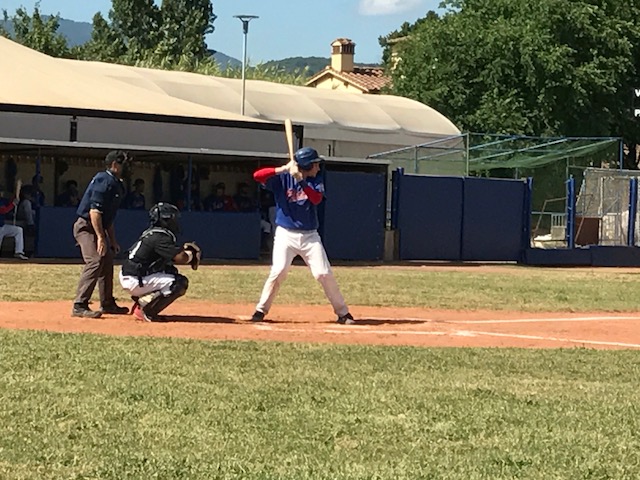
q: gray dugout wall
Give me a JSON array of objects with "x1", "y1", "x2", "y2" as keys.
[
  {"x1": 393, "y1": 172, "x2": 531, "y2": 261},
  {"x1": 0, "y1": 110, "x2": 290, "y2": 154}
]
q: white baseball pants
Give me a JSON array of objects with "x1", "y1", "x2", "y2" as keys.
[
  {"x1": 255, "y1": 226, "x2": 348, "y2": 316},
  {"x1": 119, "y1": 271, "x2": 176, "y2": 297},
  {"x1": 0, "y1": 224, "x2": 24, "y2": 254}
]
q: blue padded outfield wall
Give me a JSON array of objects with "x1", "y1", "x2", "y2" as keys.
[
  {"x1": 461, "y1": 177, "x2": 529, "y2": 261},
  {"x1": 395, "y1": 175, "x2": 464, "y2": 260},
  {"x1": 321, "y1": 171, "x2": 386, "y2": 261},
  {"x1": 394, "y1": 173, "x2": 530, "y2": 261}
]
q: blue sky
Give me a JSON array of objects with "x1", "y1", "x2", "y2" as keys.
[{"x1": 1, "y1": 0, "x2": 442, "y2": 63}]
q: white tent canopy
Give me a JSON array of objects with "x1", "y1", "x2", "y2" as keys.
[
  {"x1": 65, "y1": 59, "x2": 461, "y2": 144},
  {"x1": 1, "y1": 36, "x2": 460, "y2": 157},
  {"x1": 0, "y1": 36, "x2": 263, "y2": 123}
]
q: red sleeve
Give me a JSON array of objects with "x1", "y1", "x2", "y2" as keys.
[
  {"x1": 253, "y1": 167, "x2": 277, "y2": 184},
  {"x1": 302, "y1": 185, "x2": 323, "y2": 205},
  {"x1": 0, "y1": 201, "x2": 14, "y2": 215}
]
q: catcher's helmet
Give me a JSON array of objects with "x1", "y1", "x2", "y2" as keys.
[
  {"x1": 149, "y1": 202, "x2": 181, "y2": 234},
  {"x1": 294, "y1": 147, "x2": 323, "y2": 171}
]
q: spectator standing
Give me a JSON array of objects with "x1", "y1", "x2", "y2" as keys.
[
  {"x1": 16, "y1": 184, "x2": 36, "y2": 232},
  {"x1": 125, "y1": 178, "x2": 146, "y2": 210},
  {"x1": 203, "y1": 182, "x2": 236, "y2": 212},
  {"x1": 233, "y1": 182, "x2": 256, "y2": 212},
  {"x1": 55, "y1": 179, "x2": 80, "y2": 207}
]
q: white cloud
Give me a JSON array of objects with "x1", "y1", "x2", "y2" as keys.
[{"x1": 359, "y1": 0, "x2": 422, "y2": 16}]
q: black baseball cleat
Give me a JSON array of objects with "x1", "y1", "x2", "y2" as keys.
[
  {"x1": 251, "y1": 311, "x2": 265, "y2": 322},
  {"x1": 71, "y1": 304, "x2": 102, "y2": 319},
  {"x1": 100, "y1": 302, "x2": 129, "y2": 315},
  {"x1": 337, "y1": 313, "x2": 355, "y2": 325}
]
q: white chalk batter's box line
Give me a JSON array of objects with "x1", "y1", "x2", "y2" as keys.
[
  {"x1": 355, "y1": 315, "x2": 640, "y2": 325},
  {"x1": 253, "y1": 323, "x2": 640, "y2": 349}
]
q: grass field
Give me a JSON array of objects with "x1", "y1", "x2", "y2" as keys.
[
  {"x1": 1, "y1": 263, "x2": 640, "y2": 478},
  {"x1": 1, "y1": 262, "x2": 640, "y2": 311}
]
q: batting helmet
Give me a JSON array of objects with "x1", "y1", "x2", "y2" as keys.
[
  {"x1": 149, "y1": 202, "x2": 181, "y2": 234},
  {"x1": 294, "y1": 147, "x2": 323, "y2": 171}
]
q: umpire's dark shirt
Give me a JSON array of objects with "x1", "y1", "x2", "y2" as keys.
[{"x1": 76, "y1": 170, "x2": 124, "y2": 229}]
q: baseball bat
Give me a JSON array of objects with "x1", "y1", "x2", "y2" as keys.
[
  {"x1": 13, "y1": 179, "x2": 22, "y2": 225},
  {"x1": 284, "y1": 118, "x2": 295, "y2": 163}
]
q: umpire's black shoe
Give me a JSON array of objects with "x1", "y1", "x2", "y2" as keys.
[
  {"x1": 337, "y1": 313, "x2": 356, "y2": 325},
  {"x1": 71, "y1": 304, "x2": 102, "y2": 319},
  {"x1": 251, "y1": 311, "x2": 265, "y2": 322},
  {"x1": 100, "y1": 302, "x2": 129, "y2": 315}
]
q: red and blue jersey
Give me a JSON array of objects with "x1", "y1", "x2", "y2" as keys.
[
  {"x1": 254, "y1": 168, "x2": 324, "y2": 231},
  {"x1": 0, "y1": 197, "x2": 16, "y2": 227}
]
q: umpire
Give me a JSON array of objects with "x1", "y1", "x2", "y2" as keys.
[{"x1": 71, "y1": 150, "x2": 130, "y2": 318}]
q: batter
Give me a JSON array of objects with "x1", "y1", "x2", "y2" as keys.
[{"x1": 251, "y1": 147, "x2": 355, "y2": 325}]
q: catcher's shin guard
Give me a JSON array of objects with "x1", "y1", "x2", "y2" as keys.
[{"x1": 141, "y1": 275, "x2": 189, "y2": 319}]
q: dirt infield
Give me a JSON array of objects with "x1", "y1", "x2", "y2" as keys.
[{"x1": 2, "y1": 300, "x2": 640, "y2": 349}]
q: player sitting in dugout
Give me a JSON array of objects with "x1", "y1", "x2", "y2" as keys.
[{"x1": 119, "y1": 202, "x2": 201, "y2": 322}]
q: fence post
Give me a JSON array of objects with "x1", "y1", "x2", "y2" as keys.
[
  {"x1": 565, "y1": 176, "x2": 576, "y2": 249},
  {"x1": 186, "y1": 155, "x2": 193, "y2": 212},
  {"x1": 522, "y1": 177, "x2": 533, "y2": 255},
  {"x1": 628, "y1": 178, "x2": 638, "y2": 246},
  {"x1": 390, "y1": 167, "x2": 403, "y2": 230},
  {"x1": 465, "y1": 132, "x2": 470, "y2": 176}
]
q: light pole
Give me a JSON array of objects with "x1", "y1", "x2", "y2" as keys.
[{"x1": 234, "y1": 14, "x2": 259, "y2": 115}]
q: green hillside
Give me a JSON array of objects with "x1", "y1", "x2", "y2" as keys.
[{"x1": 262, "y1": 56, "x2": 328, "y2": 76}]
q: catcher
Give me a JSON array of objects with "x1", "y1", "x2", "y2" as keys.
[{"x1": 119, "y1": 202, "x2": 201, "y2": 322}]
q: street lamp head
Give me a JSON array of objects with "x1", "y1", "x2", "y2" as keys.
[
  {"x1": 234, "y1": 15, "x2": 259, "y2": 115},
  {"x1": 234, "y1": 14, "x2": 259, "y2": 33}
]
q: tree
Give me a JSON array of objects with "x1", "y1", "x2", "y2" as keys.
[
  {"x1": 73, "y1": 0, "x2": 216, "y2": 69},
  {"x1": 74, "y1": 13, "x2": 126, "y2": 62},
  {"x1": 153, "y1": 0, "x2": 215, "y2": 68},
  {"x1": 107, "y1": 0, "x2": 160, "y2": 59},
  {"x1": 2, "y1": 6, "x2": 69, "y2": 57},
  {"x1": 3, "y1": 0, "x2": 310, "y2": 85},
  {"x1": 382, "y1": 0, "x2": 640, "y2": 145},
  {"x1": 219, "y1": 63, "x2": 310, "y2": 86}
]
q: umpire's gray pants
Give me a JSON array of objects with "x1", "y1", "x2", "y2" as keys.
[{"x1": 73, "y1": 217, "x2": 115, "y2": 307}]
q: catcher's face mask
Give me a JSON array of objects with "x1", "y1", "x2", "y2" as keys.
[{"x1": 150, "y1": 202, "x2": 181, "y2": 234}]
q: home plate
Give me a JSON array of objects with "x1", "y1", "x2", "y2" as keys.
[{"x1": 453, "y1": 330, "x2": 477, "y2": 337}]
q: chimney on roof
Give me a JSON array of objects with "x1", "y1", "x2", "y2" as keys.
[{"x1": 331, "y1": 38, "x2": 355, "y2": 73}]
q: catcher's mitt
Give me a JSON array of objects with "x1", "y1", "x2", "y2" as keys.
[{"x1": 183, "y1": 241, "x2": 201, "y2": 270}]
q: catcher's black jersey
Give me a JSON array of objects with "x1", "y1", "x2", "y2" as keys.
[{"x1": 121, "y1": 227, "x2": 181, "y2": 277}]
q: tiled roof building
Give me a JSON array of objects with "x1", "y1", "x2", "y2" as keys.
[{"x1": 305, "y1": 38, "x2": 391, "y2": 94}]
